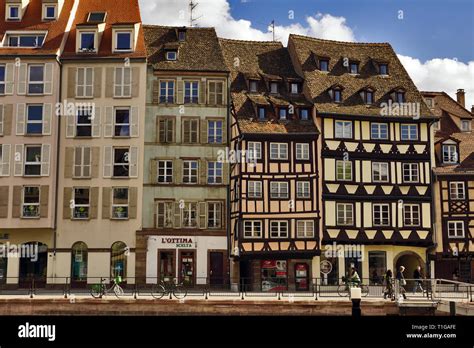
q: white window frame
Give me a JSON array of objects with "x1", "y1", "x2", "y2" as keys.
[
  {"x1": 207, "y1": 120, "x2": 223, "y2": 144},
  {"x1": 297, "y1": 181, "x2": 310, "y2": 199},
  {"x1": 182, "y1": 202, "x2": 197, "y2": 228},
  {"x1": 270, "y1": 221, "x2": 288, "y2": 238},
  {"x1": 400, "y1": 124, "x2": 418, "y2": 140},
  {"x1": 207, "y1": 161, "x2": 223, "y2": 184},
  {"x1": 26, "y1": 104, "x2": 43, "y2": 135},
  {"x1": 371, "y1": 123, "x2": 388, "y2": 140},
  {"x1": 72, "y1": 188, "x2": 90, "y2": 220},
  {"x1": 270, "y1": 143, "x2": 288, "y2": 160},
  {"x1": 114, "y1": 67, "x2": 132, "y2": 98},
  {"x1": 43, "y1": 4, "x2": 57, "y2": 20},
  {"x1": 114, "y1": 30, "x2": 133, "y2": 52},
  {"x1": 207, "y1": 202, "x2": 222, "y2": 229},
  {"x1": 336, "y1": 160, "x2": 352, "y2": 181},
  {"x1": 270, "y1": 82, "x2": 278, "y2": 94},
  {"x1": 166, "y1": 51, "x2": 177, "y2": 61},
  {"x1": 449, "y1": 182, "x2": 465, "y2": 200},
  {"x1": 297, "y1": 220, "x2": 314, "y2": 238},
  {"x1": 403, "y1": 204, "x2": 420, "y2": 227},
  {"x1": 7, "y1": 4, "x2": 20, "y2": 20},
  {"x1": 79, "y1": 31, "x2": 97, "y2": 52},
  {"x1": 402, "y1": 163, "x2": 419, "y2": 183},
  {"x1": 461, "y1": 120, "x2": 471, "y2": 132},
  {"x1": 159, "y1": 80, "x2": 175, "y2": 103},
  {"x1": 248, "y1": 181, "x2": 262, "y2": 199},
  {"x1": 111, "y1": 187, "x2": 129, "y2": 220},
  {"x1": 335, "y1": 120, "x2": 352, "y2": 138},
  {"x1": 156, "y1": 201, "x2": 174, "y2": 228},
  {"x1": 337, "y1": 203, "x2": 353, "y2": 226},
  {"x1": 0, "y1": 64, "x2": 5, "y2": 95},
  {"x1": 157, "y1": 160, "x2": 173, "y2": 183},
  {"x1": 243, "y1": 221, "x2": 262, "y2": 238},
  {"x1": 270, "y1": 182, "x2": 289, "y2": 199},
  {"x1": 248, "y1": 142, "x2": 261, "y2": 160},
  {"x1": 373, "y1": 204, "x2": 390, "y2": 226},
  {"x1": 75, "y1": 106, "x2": 93, "y2": 137},
  {"x1": 447, "y1": 221, "x2": 465, "y2": 238},
  {"x1": 76, "y1": 67, "x2": 94, "y2": 98},
  {"x1": 184, "y1": 81, "x2": 199, "y2": 104},
  {"x1": 24, "y1": 145, "x2": 41, "y2": 177},
  {"x1": 249, "y1": 80, "x2": 257, "y2": 92},
  {"x1": 372, "y1": 162, "x2": 389, "y2": 183},
  {"x1": 114, "y1": 107, "x2": 131, "y2": 138},
  {"x1": 296, "y1": 143, "x2": 310, "y2": 160},
  {"x1": 73, "y1": 146, "x2": 91, "y2": 178},
  {"x1": 28, "y1": 65, "x2": 44, "y2": 95},
  {"x1": 442, "y1": 144, "x2": 458, "y2": 164},
  {"x1": 291, "y1": 83, "x2": 298, "y2": 94},
  {"x1": 112, "y1": 147, "x2": 130, "y2": 178},
  {"x1": 21, "y1": 186, "x2": 40, "y2": 219},
  {"x1": 183, "y1": 160, "x2": 198, "y2": 184}
]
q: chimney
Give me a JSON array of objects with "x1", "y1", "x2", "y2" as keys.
[
  {"x1": 471, "y1": 105, "x2": 474, "y2": 115},
  {"x1": 456, "y1": 89, "x2": 465, "y2": 107}
]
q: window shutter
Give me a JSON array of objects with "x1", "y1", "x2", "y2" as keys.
[
  {"x1": 0, "y1": 186, "x2": 8, "y2": 218},
  {"x1": 199, "y1": 160, "x2": 207, "y2": 185},
  {"x1": 156, "y1": 117, "x2": 163, "y2": 143},
  {"x1": 17, "y1": 64, "x2": 27, "y2": 95},
  {"x1": 3, "y1": 104, "x2": 13, "y2": 136},
  {"x1": 168, "y1": 119, "x2": 175, "y2": 143},
  {"x1": 85, "y1": 67, "x2": 93, "y2": 97},
  {"x1": 129, "y1": 146, "x2": 138, "y2": 178},
  {"x1": 91, "y1": 147, "x2": 100, "y2": 178},
  {"x1": 104, "y1": 106, "x2": 113, "y2": 137},
  {"x1": 200, "y1": 119, "x2": 207, "y2": 144},
  {"x1": 12, "y1": 186, "x2": 22, "y2": 218},
  {"x1": 93, "y1": 67, "x2": 102, "y2": 98},
  {"x1": 66, "y1": 111, "x2": 75, "y2": 138},
  {"x1": 199, "y1": 78, "x2": 206, "y2": 104},
  {"x1": 90, "y1": 187, "x2": 99, "y2": 219},
  {"x1": 130, "y1": 106, "x2": 139, "y2": 137},
  {"x1": 92, "y1": 106, "x2": 101, "y2": 137},
  {"x1": 63, "y1": 187, "x2": 72, "y2": 219},
  {"x1": 132, "y1": 67, "x2": 140, "y2": 98},
  {"x1": 0, "y1": 105, "x2": 3, "y2": 135},
  {"x1": 198, "y1": 201, "x2": 207, "y2": 229},
  {"x1": 176, "y1": 78, "x2": 183, "y2": 104},
  {"x1": 42, "y1": 103, "x2": 52, "y2": 135},
  {"x1": 223, "y1": 162, "x2": 229, "y2": 185},
  {"x1": 67, "y1": 67, "x2": 76, "y2": 98},
  {"x1": 129, "y1": 187, "x2": 138, "y2": 219},
  {"x1": 103, "y1": 146, "x2": 112, "y2": 178},
  {"x1": 64, "y1": 147, "x2": 74, "y2": 178},
  {"x1": 41, "y1": 144, "x2": 50, "y2": 176},
  {"x1": 102, "y1": 187, "x2": 111, "y2": 219},
  {"x1": 44, "y1": 63, "x2": 53, "y2": 95},
  {"x1": 5, "y1": 63, "x2": 14, "y2": 95},
  {"x1": 105, "y1": 67, "x2": 114, "y2": 98},
  {"x1": 222, "y1": 119, "x2": 227, "y2": 144},
  {"x1": 152, "y1": 80, "x2": 160, "y2": 104},
  {"x1": 1, "y1": 144, "x2": 10, "y2": 176},
  {"x1": 16, "y1": 103, "x2": 26, "y2": 135},
  {"x1": 14, "y1": 144, "x2": 24, "y2": 176},
  {"x1": 40, "y1": 185, "x2": 49, "y2": 218},
  {"x1": 173, "y1": 202, "x2": 181, "y2": 228},
  {"x1": 150, "y1": 159, "x2": 157, "y2": 184},
  {"x1": 174, "y1": 159, "x2": 182, "y2": 184}
]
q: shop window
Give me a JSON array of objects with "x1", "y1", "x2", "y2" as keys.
[
  {"x1": 160, "y1": 251, "x2": 175, "y2": 281},
  {"x1": 71, "y1": 242, "x2": 88, "y2": 282},
  {"x1": 261, "y1": 260, "x2": 287, "y2": 292},
  {"x1": 368, "y1": 251, "x2": 386, "y2": 285},
  {"x1": 110, "y1": 242, "x2": 127, "y2": 279},
  {"x1": 180, "y1": 252, "x2": 194, "y2": 285}
]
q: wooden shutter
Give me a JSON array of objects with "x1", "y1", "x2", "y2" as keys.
[
  {"x1": 0, "y1": 105, "x2": 3, "y2": 135},
  {"x1": 103, "y1": 146, "x2": 112, "y2": 178},
  {"x1": 173, "y1": 202, "x2": 181, "y2": 228},
  {"x1": 200, "y1": 119, "x2": 208, "y2": 144},
  {"x1": 63, "y1": 187, "x2": 72, "y2": 219},
  {"x1": 150, "y1": 159, "x2": 157, "y2": 184},
  {"x1": 168, "y1": 119, "x2": 175, "y2": 143},
  {"x1": 129, "y1": 187, "x2": 138, "y2": 219},
  {"x1": 1, "y1": 144, "x2": 10, "y2": 176},
  {"x1": 104, "y1": 106, "x2": 113, "y2": 137},
  {"x1": 90, "y1": 187, "x2": 99, "y2": 219},
  {"x1": 132, "y1": 67, "x2": 140, "y2": 98},
  {"x1": 42, "y1": 103, "x2": 52, "y2": 135},
  {"x1": 64, "y1": 147, "x2": 74, "y2": 178},
  {"x1": 198, "y1": 201, "x2": 207, "y2": 229},
  {"x1": 5, "y1": 63, "x2": 14, "y2": 95},
  {"x1": 183, "y1": 119, "x2": 190, "y2": 143},
  {"x1": 105, "y1": 67, "x2": 114, "y2": 98},
  {"x1": 66, "y1": 110, "x2": 75, "y2": 138},
  {"x1": 152, "y1": 80, "x2": 160, "y2": 104},
  {"x1": 222, "y1": 119, "x2": 227, "y2": 144},
  {"x1": 222, "y1": 163, "x2": 229, "y2": 185},
  {"x1": 3, "y1": 104, "x2": 13, "y2": 136},
  {"x1": 129, "y1": 146, "x2": 138, "y2": 178},
  {"x1": 16, "y1": 103, "x2": 25, "y2": 135},
  {"x1": 199, "y1": 160, "x2": 207, "y2": 185},
  {"x1": 91, "y1": 147, "x2": 100, "y2": 178},
  {"x1": 85, "y1": 67, "x2": 93, "y2": 97},
  {"x1": 17, "y1": 64, "x2": 27, "y2": 95},
  {"x1": 93, "y1": 67, "x2": 102, "y2": 98},
  {"x1": 176, "y1": 78, "x2": 183, "y2": 104},
  {"x1": 67, "y1": 67, "x2": 76, "y2": 98},
  {"x1": 0, "y1": 186, "x2": 8, "y2": 218},
  {"x1": 44, "y1": 63, "x2": 53, "y2": 95},
  {"x1": 156, "y1": 118, "x2": 164, "y2": 143},
  {"x1": 130, "y1": 106, "x2": 139, "y2": 137},
  {"x1": 102, "y1": 187, "x2": 111, "y2": 219},
  {"x1": 14, "y1": 144, "x2": 24, "y2": 176},
  {"x1": 40, "y1": 185, "x2": 49, "y2": 218},
  {"x1": 41, "y1": 144, "x2": 50, "y2": 176},
  {"x1": 92, "y1": 106, "x2": 101, "y2": 137},
  {"x1": 199, "y1": 78, "x2": 206, "y2": 104},
  {"x1": 174, "y1": 159, "x2": 182, "y2": 185},
  {"x1": 12, "y1": 186, "x2": 22, "y2": 218}
]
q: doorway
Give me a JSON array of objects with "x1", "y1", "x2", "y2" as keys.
[
  {"x1": 209, "y1": 251, "x2": 224, "y2": 286},
  {"x1": 19, "y1": 242, "x2": 48, "y2": 288},
  {"x1": 158, "y1": 250, "x2": 176, "y2": 282}
]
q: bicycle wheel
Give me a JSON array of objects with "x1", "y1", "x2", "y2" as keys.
[
  {"x1": 114, "y1": 285, "x2": 124, "y2": 298},
  {"x1": 151, "y1": 284, "x2": 167, "y2": 299},
  {"x1": 91, "y1": 284, "x2": 103, "y2": 299},
  {"x1": 361, "y1": 285, "x2": 369, "y2": 297},
  {"x1": 337, "y1": 285, "x2": 349, "y2": 297},
  {"x1": 173, "y1": 285, "x2": 187, "y2": 299}
]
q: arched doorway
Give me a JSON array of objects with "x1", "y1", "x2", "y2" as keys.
[
  {"x1": 111, "y1": 242, "x2": 127, "y2": 280},
  {"x1": 394, "y1": 251, "x2": 425, "y2": 290},
  {"x1": 71, "y1": 242, "x2": 88, "y2": 287},
  {"x1": 19, "y1": 242, "x2": 48, "y2": 288},
  {"x1": 0, "y1": 243, "x2": 7, "y2": 285}
]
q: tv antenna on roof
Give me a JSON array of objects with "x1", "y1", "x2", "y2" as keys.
[
  {"x1": 189, "y1": 0, "x2": 202, "y2": 27},
  {"x1": 269, "y1": 20, "x2": 276, "y2": 41}
]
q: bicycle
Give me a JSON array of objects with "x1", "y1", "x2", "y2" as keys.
[
  {"x1": 337, "y1": 278, "x2": 369, "y2": 297},
  {"x1": 91, "y1": 277, "x2": 124, "y2": 298},
  {"x1": 151, "y1": 279, "x2": 187, "y2": 299}
]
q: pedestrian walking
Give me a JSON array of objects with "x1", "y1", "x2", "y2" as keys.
[
  {"x1": 413, "y1": 266, "x2": 424, "y2": 294},
  {"x1": 396, "y1": 266, "x2": 407, "y2": 299},
  {"x1": 383, "y1": 269, "x2": 394, "y2": 300}
]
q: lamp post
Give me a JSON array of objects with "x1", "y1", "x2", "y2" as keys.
[{"x1": 350, "y1": 287, "x2": 362, "y2": 317}]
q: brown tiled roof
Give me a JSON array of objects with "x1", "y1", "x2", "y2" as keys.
[
  {"x1": 62, "y1": 0, "x2": 146, "y2": 59},
  {"x1": 289, "y1": 34, "x2": 436, "y2": 119},
  {"x1": 434, "y1": 132, "x2": 474, "y2": 175},
  {"x1": 219, "y1": 38, "x2": 317, "y2": 134},
  {"x1": 0, "y1": 0, "x2": 74, "y2": 56},
  {"x1": 144, "y1": 26, "x2": 228, "y2": 72}
]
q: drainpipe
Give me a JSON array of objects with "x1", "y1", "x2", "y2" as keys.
[{"x1": 427, "y1": 119, "x2": 438, "y2": 278}]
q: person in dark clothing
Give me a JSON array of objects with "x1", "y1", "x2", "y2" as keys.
[
  {"x1": 396, "y1": 266, "x2": 407, "y2": 299},
  {"x1": 413, "y1": 266, "x2": 424, "y2": 293},
  {"x1": 383, "y1": 269, "x2": 394, "y2": 300}
]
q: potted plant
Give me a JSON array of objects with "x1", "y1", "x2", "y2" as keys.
[
  {"x1": 114, "y1": 206, "x2": 126, "y2": 219},
  {"x1": 26, "y1": 205, "x2": 37, "y2": 217},
  {"x1": 76, "y1": 206, "x2": 87, "y2": 219}
]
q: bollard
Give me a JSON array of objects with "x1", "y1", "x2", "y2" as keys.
[
  {"x1": 350, "y1": 287, "x2": 362, "y2": 317},
  {"x1": 449, "y1": 301, "x2": 456, "y2": 316}
]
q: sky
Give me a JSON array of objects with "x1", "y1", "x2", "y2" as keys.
[{"x1": 138, "y1": 0, "x2": 474, "y2": 108}]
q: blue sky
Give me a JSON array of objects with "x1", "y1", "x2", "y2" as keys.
[{"x1": 229, "y1": 0, "x2": 474, "y2": 63}]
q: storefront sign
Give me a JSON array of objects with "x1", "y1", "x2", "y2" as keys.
[
  {"x1": 320, "y1": 260, "x2": 333, "y2": 275},
  {"x1": 156, "y1": 237, "x2": 195, "y2": 249}
]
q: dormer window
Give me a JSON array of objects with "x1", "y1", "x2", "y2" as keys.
[
  {"x1": 363, "y1": 89, "x2": 374, "y2": 105},
  {"x1": 249, "y1": 80, "x2": 258, "y2": 92},
  {"x1": 319, "y1": 59, "x2": 329, "y2": 72},
  {"x1": 396, "y1": 91, "x2": 405, "y2": 103},
  {"x1": 270, "y1": 82, "x2": 278, "y2": 94},
  {"x1": 349, "y1": 62, "x2": 359, "y2": 74},
  {"x1": 43, "y1": 4, "x2": 57, "y2": 20},
  {"x1": 79, "y1": 32, "x2": 96, "y2": 52},
  {"x1": 330, "y1": 87, "x2": 343, "y2": 103},
  {"x1": 178, "y1": 30, "x2": 186, "y2": 41},
  {"x1": 290, "y1": 83, "x2": 299, "y2": 94},
  {"x1": 461, "y1": 120, "x2": 471, "y2": 132},
  {"x1": 7, "y1": 34, "x2": 46, "y2": 48},
  {"x1": 279, "y1": 108, "x2": 288, "y2": 120},
  {"x1": 442, "y1": 144, "x2": 458, "y2": 164},
  {"x1": 300, "y1": 108, "x2": 309, "y2": 120},
  {"x1": 433, "y1": 121, "x2": 440, "y2": 131},
  {"x1": 166, "y1": 51, "x2": 177, "y2": 61},
  {"x1": 88, "y1": 12, "x2": 107, "y2": 23},
  {"x1": 7, "y1": 5, "x2": 20, "y2": 20},
  {"x1": 379, "y1": 63, "x2": 388, "y2": 75},
  {"x1": 115, "y1": 31, "x2": 132, "y2": 52},
  {"x1": 258, "y1": 107, "x2": 266, "y2": 120},
  {"x1": 425, "y1": 98, "x2": 434, "y2": 108}
]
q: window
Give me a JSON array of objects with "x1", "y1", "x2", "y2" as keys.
[
  {"x1": 112, "y1": 188, "x2": 129, "y2": 219},
  {"x1": 166, "y1": 51, "x2": 177, "y2": 61},
  {"x1": 74, "y1": 147, "x2": 91, "y2": 178},
  {"x1": 208, "y1": 81, "x2": 224, "y2": 105},
  {"x1": 402, "y1": 163, "x2": 419, "y2": 183},
  {"x1": 157, "y1": 160, "x2": 173, "y2": 183},
  {"x1": 319, "y1": 59, "x2": 329, "y2": 72},
  {"x1": 396, "y1": 91, "x2": 405, "y2": 103},
  {"x1": 76, "y1": 67, "x2": 93, "y2": 98},
  {"x1": 372, "y1": 162, "x2": 389, "y2": 182},
  {"x1": 71, "y1": 242, "x2": 88, "y2": 282},
  {"x1": 183, "y1": 161, "x2": 198, "y2": 184},
  {"x1": 297, "y1": 182, "x2": 310, "y2": 199},
  {"x1": 24, "y1": 146, "x2": 41, "y2": 176},
  {"x1": 279, "y1": 108, "x2": 288, "y2": 120},
  {"x1": 159, "y1": 80, "x2": 175, "y2": 103},
  {"x1": 433, "y1": 121, "x2": 440, "y2": 131},
  {"x1": 7, "y1": 34, "x2": 46, "y2": 47},
  {"x1": 178, "y1": 31, "x2": 186, "y2": 41},
  {"x1": 208, "y1": 162, "x2": 223, "y2": 184},
  {"x1": 184, "y1": 81, "x2": 199, "y2": 104},
  {"x1": 365, "y1": 90, "x2": 374, "y2": 104},
  {"x1": 114, "y1": 108, "x2": 130, "y2": 137},
  {"x1": 296, "y1": 143, "x2": 309, "y2": 160},
  {"x1": 335, "y1": 121, "x2": 352, "y2": 138},
  {"x1": 208, "y1": 120, "x2": 223, "y2": 144},
  {"x1": 442, "y1": 144, "x2": 458, "y2": 164},
  {"x1": 297, "y1": 221, "x2": 314, "y2": 238},
  {"x1": 371, "y1": 123, "x2": 388, "y2": 139},
  {"x1": 425, "y1": 98, "x2": 433, "y2": 108},
  {"x1": 207, "y1": 202, "x2": 222, "y2": 228},
  {"x1": 449, "y1": 182, "x2": 465, "y2": 200},
  {"x1": 73, "y1": 188, "x2": 90, "y2": 220},
  {"x1": 114, "y1": 67, "x2": 131, "y2": 97},
  {"x1": 300, "y1": 108, "x2": 309, "y2": 120},
  {"x1": 270, "y1": 182, "x2": 289, "y2": 199},
  {"x1": 0, "y1": 65, "x2": 5, "y2": 95},
  {"x1": 461, "y1": 120, "x2": 471, "y2": 132},
  {"x1": 270, "y1": 221, "x2": 288, "y2": 238},
  {"x1": 248, "y1": 181, "x2": 262, "y2": 198},
  {"x1": 22, "y1": 187, "x2": 40, "y2": 218},
  {"x1": 244, "y1": 221, "x2": 262, "y2": 238},
  {"x1": 158, "y1": 118, "x2": 174, "y2": 143},
  {"x1": 182, "y1": 202, "x2": 197, "y2": 227},
  {"x1": 379, "y1": 64, "x2": 388, "y2": 75},
  {"x1": 291, "y1": 83, "x2": 299, "y2": 94},
  {"x1": 115, "y1": 31, "x2": 132, "y2": 51},
  {"x1": 373, "y1": 204, "x2": 390, "y2": 226},
  {"x1": 448, "y1": 221, "x2": 465, "y2": 238},
  {"x1": 44, "y1": 5, "x2": 56, "y2": 20},
  {"x1": 113, "y1": 148, "x2": 130, "y2": 177},
  {"x1": 270, "y1": 143, "x2": 288, "y2": 160},
  {"x1": 349, "y1": 62, "x2": 359, "y2": 74},
  {"x1": 88, "y1": 12, "x2": 107, "y2": 22},
  {"x1": 403, "y1": 204, "x2": 420, "y2": 226},
  {"x1": 80, "y1": 32, "x2": 96, "y2": 52},
  {"x1": 336, "y1": 160, "x2": 352, "y2": 181},
  {"x1": 337, "y1": 203, "x2": 353, "y2": 226},
  {"x1": 26, "y1": 105, "x2": 43, "y2": 135},
  {"x1": 249, "y1": 80, "x2": 257, "y2": 92},
  {"x1": 400, "y1": 124, "x2": 418, "y2": 140},
  {"x1": 157, "y1": 202, "x2": 174, "y2": 228},
  {"x1": 111, "y1": 242, "x2": 127, "y2": 279},
  {"x1": 248, "y1": 142, "x2": 261, "y2": 160},
  {"x1": 182, "y1": 119, "x2": 199, "y2": 143},
  {"x1": 258, "y1": 107, "x2": 266, "y2": 120},
  {"x1": 7, "y1": 5, "x2": 20, "y2": 20},
  {"x1": 75, "y1": 107, "x2": 93, "y2": 137},
  {"x1": 28, "y1": 65, "x2": 44, "y2": 94},
  {"x1": 333, "y1": 89, "x2": 342, "y2": 103},
  {"x1": 270, "y1": 82, "x2": 278, "y2": 94}
]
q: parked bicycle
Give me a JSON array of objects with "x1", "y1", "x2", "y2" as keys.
[
  {"x1": 91, "y1": 277, "x2": 124, "y2": 298},
  {"x1": 337, "y1": 277, "x2": 369, "y2": 297},
  {"x1": 151, "y1": 278, "x2": 187, "y2": 299}
]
